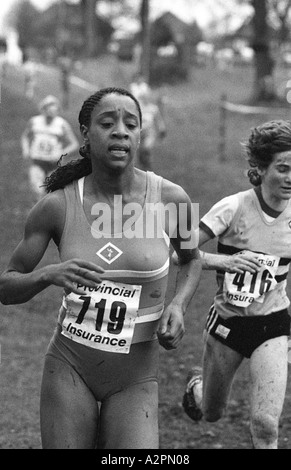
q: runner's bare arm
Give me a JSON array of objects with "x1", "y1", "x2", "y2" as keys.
[
  {"x1": 0, "y1": 194, "x2": 104, "y2": 305},
  {"x1": 158, "y1": 181, "x2": 202, "y2": 349},
  {"x1": 199, "y1": 228, "x2": 261, "y2": 273}
]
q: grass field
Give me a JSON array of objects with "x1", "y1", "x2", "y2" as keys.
[{"x1": 1, "y1": 55, "x2": 291, "y2": 449}]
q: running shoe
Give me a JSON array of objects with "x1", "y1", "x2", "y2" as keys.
[{"x1": 182, "y1": 367, "x2": 203, "y2": 421}]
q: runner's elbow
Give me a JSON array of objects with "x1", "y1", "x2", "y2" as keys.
[
  {"x1": 0, "y1": 277, "x2": 17, "y2": 305},
  {"x1": 0, "y1": 285, "x2": 10, "y2": 305}
]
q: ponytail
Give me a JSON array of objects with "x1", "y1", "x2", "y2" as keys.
[{"x1": 44, "y1": 155, "x2": 91, "y2": 192}]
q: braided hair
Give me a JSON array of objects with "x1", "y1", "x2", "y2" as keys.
[
  {"x1": 244, "y1": 120, "x2": 291, "y2": 186},
  {"x1": 44, "y1": 87, "x2": 142, "y2": 193}
]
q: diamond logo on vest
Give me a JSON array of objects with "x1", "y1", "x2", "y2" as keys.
[{"x1": 96, "y1": 242, "x2": 123, "y2": 264}]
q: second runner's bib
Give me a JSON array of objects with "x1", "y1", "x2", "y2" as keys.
[{"x1": 223, "y1": 252, "x2": 280, "y2": 308}]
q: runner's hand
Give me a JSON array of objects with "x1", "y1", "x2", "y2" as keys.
[
  {"x1": 46, "y1": 258, "x2": 105, "y2": 295},
  {"x1": 225, "y1": 250, "x2": 261, "y2": 274},
  {"x1": 157, "y1": 305, "x2": 184, "y2": 350}
]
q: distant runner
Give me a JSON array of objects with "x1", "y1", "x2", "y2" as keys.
[{"x1": 21, "y1": 95, "x2": 79, "y2": 199}]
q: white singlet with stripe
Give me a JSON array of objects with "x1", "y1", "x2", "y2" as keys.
[{"x1": 200, "y1": 188, "x2": 291, "y2": 319}]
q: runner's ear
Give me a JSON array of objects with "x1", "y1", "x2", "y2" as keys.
[{"x1": 80, "y1": 125, "x2": 89, "y2": 140}]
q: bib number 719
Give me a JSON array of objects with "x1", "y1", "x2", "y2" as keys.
[{"x1": 76, "y1": 295, "x2": 126, "y2": 335}]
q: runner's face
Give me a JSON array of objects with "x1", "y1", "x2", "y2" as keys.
[
  {"x1": 82, "y1": 94, "x2": 141, "y2": 171},
  {"x1": 259, "y1": 150, "x2": 291, "y2": 204},
  {"x1": 43, "y1": 103, "x2": 58, "y2": 118}
]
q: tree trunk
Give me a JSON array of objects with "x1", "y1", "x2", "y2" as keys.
[
  {"x1": 82, "y1": 0, "x2": 97, "y2": 57},
  {"x1": 56, "y1": 0, "x2": 67, "y2": 54},
  {"x1": 139, "y1": 0, "x2": 151, "y2": 82},
  {"x1": 252, "y1": 0, "x2": 276, "y2": 102}
]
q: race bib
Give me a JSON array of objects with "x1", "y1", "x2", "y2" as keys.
[
  {"x1": 223, "y1": 252, "x2": 279, "y2": 307},
  {"x1": 30, "y1": 134, "x2": 61, "y2": 161},
  {"x1": 61, "y1": 280, "x2": 142, "y2": 354}
]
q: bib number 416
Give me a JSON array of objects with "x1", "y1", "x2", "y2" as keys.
[{"x1": 232, "y1": 269, "x2": 273, "y2": 296}]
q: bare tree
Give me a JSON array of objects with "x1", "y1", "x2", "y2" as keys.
[
  {"x1": 139, "y1": 0, "x2": 151, "y2": 82},
  {"x1": 233, "y1": 0, "x2": 290, "y2": 101},
  {"x1": 252, "y1": 0, "x2": 276, "y2": 101},
  {"x1": 82, "y1": 0, "x2": 97, "y2": 57},
  {"x1": 252, "y1": 0, "x2": 291, "y2": 101},
  {"x1": 101, "y1": 0, "x2": 151, "y2": 81}
]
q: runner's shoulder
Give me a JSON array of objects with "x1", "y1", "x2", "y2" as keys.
[
  {"x1": 161, "y1": 178, "x2": 191, "y2": 206},
  {"x1": 25, "y1": 190, "x2": 65, "y2": 232}
]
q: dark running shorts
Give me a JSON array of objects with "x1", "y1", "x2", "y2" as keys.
[{"x1": 205, "y1": 306, "x2": 291, "y2": 358}]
